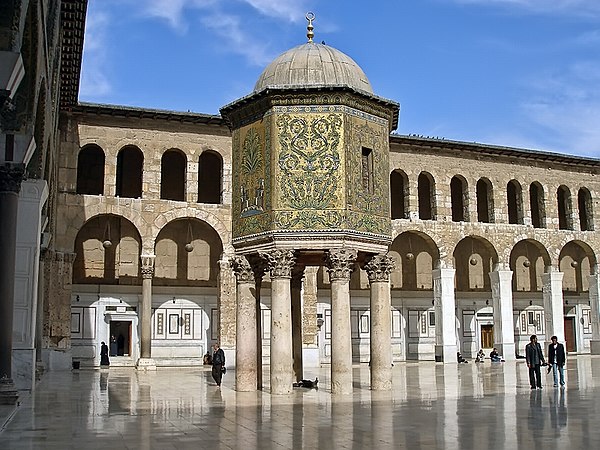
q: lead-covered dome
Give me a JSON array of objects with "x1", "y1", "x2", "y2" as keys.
[{"x1": 253, "y1": 12, "x2": 373, "y2": 95}]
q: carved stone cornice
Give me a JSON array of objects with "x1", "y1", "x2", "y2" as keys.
[
  {"x1": 0, "y1": 164, "x2": 25, "y2": 193},
  {"x1": 325, "y1": 248, "x2": 357, "y2": 281},
  {"x1": 141, "y1": 255, "x2": 155, "y2": 279},
  {"x1": 259, "y1": 249, "x2": 296, "y2": 279},
  {"x1": 364, "y1": 253, "x2": 395, "y2": 283},
  {"x1": 230, "y1": 255, "x2": 254, "y2": 284}
]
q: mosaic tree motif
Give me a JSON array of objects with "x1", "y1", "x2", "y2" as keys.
[{"x1": 240, "y1": 128, "x2": 265, "y2": 218}]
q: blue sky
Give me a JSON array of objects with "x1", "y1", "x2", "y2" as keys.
[{"x1": 80, "y1": 0, "x2": 600, "y2": 157}]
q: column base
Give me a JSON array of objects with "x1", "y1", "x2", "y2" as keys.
[
  {"x1": 590, "y1": 340, "x2": 600, "y2": 355},
  {"x1": 0, "y1": 377, "x2": 19, "y2": 405},
  {"x1": 136, "y1": 358, "x2": 157, "y2": 371},
  {"x1": 435, "y1": 344, "x2": 458, "y2": 364},
  {"x1": 494, "y1": 343, "x2": 516, "y2": 362}
]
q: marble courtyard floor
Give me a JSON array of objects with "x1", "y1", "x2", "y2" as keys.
[{"x1": 2, "y1": 356, "x2": 600, "y2": 449}]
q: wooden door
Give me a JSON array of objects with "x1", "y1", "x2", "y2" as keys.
[
  {"x1": 481, "y1": 324, "x2": 494, "y2": 348},
  {"x1": 564, "y1": 317, "x2": 576, "y2": 352}
]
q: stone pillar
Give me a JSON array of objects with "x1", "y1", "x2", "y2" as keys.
[
  {"x1": 0, "y1": 163, "x2": 24, "y2": 404},
  {"x1": 291, "y1": 267, "x2": 304, "y2": 382},
  {"x1": 589, "y1": 273, "x2": 600, "y2": 354},
  {"x1": 137, "y1": 255, "x2": 156, "y2": 370},
  {"x1": 302, "y1": 266, "x2": 319, "y2": 367},
  {"x1": 542, "y1": 269, "x2": 565, "y2": 343},
  {"x1": 364, "y1": 254, "x2": 394, "y2": 390},
  {"x1": 217, "y1": 256, "x2": 236, "y2": 350},
  {"x1": 489, "y1": 269, "x2": 516, "y2": 361},
  {"x1": 260, "y1": 249, "x2": 296, "y2": 395},
  {"x1": 326, "y1": 248, "x2": 357, "y2": 394},
  {"x1": 433, "y1": 267, "x2": 458, "y2": 363},
  {"x1": 231, "y1": 255, "x2": 257, "y2": 391}
]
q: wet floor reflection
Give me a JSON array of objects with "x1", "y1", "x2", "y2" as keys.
[{"x1": 3, "y1": 358, "x2": 600, "y2": 449}]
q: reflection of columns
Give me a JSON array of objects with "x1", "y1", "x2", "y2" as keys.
[
  {"x1": 364, "y1": 254, "x2": 394, "y2": 390},
  {"x1": 542, "y1": 269, "x2": 565, "y2": 342},
  {"x1": 260, "y1": 249, "x2": 295, "y2": 395},
  {"x1": 326, "y1": 248, "x2": 357, "y2": 394},
  {"x1": 589, "y1": 273, "x2": 600, "y2": 354},
  {"x1": 433, "y1": 267, "x2": 458, "y2": 363},
  {"x1": 291, "y1": 268, "x2": 304, "y2": 382},
  {"x1": 231, "y1": 255, "x2": 257, "y2": 391},
  {"x1": 490, "y1": 269, "x2": 516, "y2": 361},
  {"x1": 137, "y1": 255, "x2": 156, "y2": 370},
  {"x1": 0, "y1": 164, "x2": 24, "y2": 404}
]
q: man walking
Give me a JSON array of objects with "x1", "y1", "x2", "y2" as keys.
[
  {"x1": 211, "y1": 343, "x2": 226, "y2": 388},
  {"x1": 548, "y1": 335, "x2": 566, "y2": 387},
  {"x1": 525, "y1": 334, "x2": 545, "y2": 389}
]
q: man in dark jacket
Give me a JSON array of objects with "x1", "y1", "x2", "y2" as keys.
[
  {"x1": 525, "y1": 334, "x2": 545, "y2": 389},
  {"x1": 548, "y1": 335, "x2": 566, "y2": 387},
  {"x1": 211, "y1": 343, "x2": 225, "y2": 387}
]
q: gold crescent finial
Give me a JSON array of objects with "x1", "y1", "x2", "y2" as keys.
[{"x1": 306, "y1": 12, "x2": 315, "y2": 43}]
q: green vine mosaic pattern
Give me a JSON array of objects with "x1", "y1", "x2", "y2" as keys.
[{"x1": 277, "y1": 113, "x2": 343, "y2": 210}]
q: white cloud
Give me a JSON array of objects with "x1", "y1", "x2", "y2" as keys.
[
  {"x1": 449, "y1": 0, "x2": 600, "y2": 16},
  {"x1": 79, "y1": 5, "x2": 111, "y2": 97}
]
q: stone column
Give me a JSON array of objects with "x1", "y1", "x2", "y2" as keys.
[
  {"x1": 260, "y1": 249, "x2": 296, "y2": 395},
  {"x1": 217, "y1": 256, "x2": 236, "y2": 350},
  {"x1": 137, "y1": 255, "x2": 156, "y2": 370},
  {"x1": 364, "y1": 253, "x2": 395, "y2": 390},
  {"x1": 302, "y1": 266, "x2": 319, "y2": 367},
  {"x1": 433, "y1": 267, "x2": 458, "y2": 363},
  {"x1": 291, "y1": 267, "x2": 304, "y2": 382},
  {"x1": 489, "y1": 269, "x2": 516, "y2": 361},
  {"x1": 542, "y1": 268, "x2": 565, "y2": 343},
  {"x1": 589, "y1": 273, "x2": 600, "y2": 354},
  {"x1": 231, "y1": 255, "x2": 257, "y2": 391},
  {"x1": 326, "y1": 248, "x2": 357, "y2": 394},
  {"x1": 0, "y1": 163, "x2": 24, "y2": 404}
]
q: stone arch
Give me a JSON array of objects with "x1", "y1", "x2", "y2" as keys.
[
  {"x1": 390, "y1": 169, "x2": 409, "y2": 219},
  {"x1": 390, "y1": 231, "x2": 440, "y2": 290},
  {"x1": 559, "y1": 240, "x2": 597, "y2": 293},
  {"x1": 76, "y1": 144, "x2": 105, "y2": 195},
  {"x1": 73, "y1": 214, "x2": 142, "y2": 284},
  {"x1": 476, "y1": 177, "x2": 494, "y2": 223},
  {"x1": 198, "y1": 150, "x2": 223, "y2": 204},
  {"x1": 453, "y1": 236, "x2": 499, "y2": 292},
  {"x1": 557, "y1": 185, "x2": 573, "y2": 230},
  {"x1": 450, "y1": 174, "x2": 468, "y2": 222},
  {"x1": 418, "y1": 171, "x2": 436, "y2": 220},
  {"x1": 507, "y1": 179, "x2": 523, "y2": 225},
  {"x1": 578, "y1": 187, "x2": 594, "y2": 231},
  {"x1": 510, "y1": 239, "x2": 551, "y2": 292},
  {"x1": 116, "y1": 145, "x2": 144, "y2": 198},
  {"x1": 529, "y1": 181, "x2": 546, "y2": 229},
  {"x1": 160, "y1": 148, "x2": 187, "y2": 201}
]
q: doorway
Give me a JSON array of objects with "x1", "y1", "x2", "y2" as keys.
[
  {"x1": 564, "y1": 317, "x2": 576, "y2": 352},
  {"x1": 481, "y1": 324, "x2": 494, "y2": 349},
  {"x1": 110, "y1": 321, "x2": 131, "y2": 356}
]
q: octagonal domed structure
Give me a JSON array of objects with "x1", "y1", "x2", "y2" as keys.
[{"x1": 253, "y1": 42, "x2": 373, "y2": 94}]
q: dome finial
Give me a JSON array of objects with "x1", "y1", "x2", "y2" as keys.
[{"x1": 306, "y1": 12, "x2": 315, "y2": 43}]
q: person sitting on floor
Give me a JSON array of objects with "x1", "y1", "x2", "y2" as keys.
[
  {"x1": 457, "y1": 351, "x2": 469, "y2": 363},
  {"x1": 490, "y1": 348, "x2": 504, "y2": 362},
  {"x1": 475, "y1": 349, "x2": 485, "y2": 363},
  {"x1": 293, "y1": 378, "x2": 319, "y2": 389}
]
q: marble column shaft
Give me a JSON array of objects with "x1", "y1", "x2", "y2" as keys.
[
  {"x1": 140, "y1": 255, "x2": 155, "y2": 360},
  {"x1": 589, "y1": 273, "x2": 600, "y2": 354},
  {"x1": 365, "y1": 254, "x2": 394, "y2": 390},
  {"x1": 231, "y1": 255, "x2": 257, "y2": 391},
  {"x1": 489, "y1": 270, "x2": 516, "y2": 361},
  {"x1": 0, "y1": 164, "x2": 24, "y2": 404},
  {"x1": 326, "y1": 248, "x2": 357, "y2": 394},
  {"x1": 542, "y1": 270, "x2": 565, "y2": 343},
  {"x1": 260, "y1": 249, "x2": 295, "y2": 395},
  {"x1": 433, "y1": 268, "x2": 458, "y2": 363}
]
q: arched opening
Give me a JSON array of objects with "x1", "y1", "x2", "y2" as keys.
[
  {"x1": 451, "y1": 175, "x2": 468, "y2": 222},
  {"x1": 390, "y1": 169, "x2": 409, "y2": 219},
  {"x1": 116, "y1": 146, "x2": 143, "y2": 198},
  {"x1": 418, "y1": 172, "x2": 435, "y2": 220},
  {"x1": 453, "y1": 237, "x2": 497, "y2": 292},
  {"x1": 557, "y1": 185, "x2": 573, "y2": 230},
  {"x1": 476, "y1": 178, "x2": 494, "y2": 223},
  {"x1": 559, "y1": 241, "x2": 596, "y2": 293},
  {"x1": 160, "y1": 149, "x2": 186, "y2": 201},
  {"x1": 198, "y1": 151, "x2": 222, "y2": 204},
  {"x1": 510, "y1": 240, "x2": 549, "y2": 292},
  {"x1": 578, "y1": 187, "x2": 593, "y2": 231},
  {"x1": 507, "y1": 179, "x2": 523, "y2": 224},
  {"x1": 76, "y1": 145, "x2": 105, "y2": 195},
  {"x1": 529, "y1": 182, "x2": 545, "y2": 228},
  {"x1": 389, "y1": 231, "x2": 440, "y2": 291}
]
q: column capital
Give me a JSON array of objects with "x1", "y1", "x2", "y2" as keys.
[
  {"x1": 364, "y1": 253, "x2": 395, "y2": 283},
  {"x1": 141, "y1": 254, "x2": 155, "y2": 279},
  {"x1": 0, "y1": 163, "x2": 25, "y2": 193},
  {"x1": 230, "y1": 255, "x2": 254, "y2": 283},
  {"x1": 325, "y1": 248, "x2": 357, "y2": 281},
  {"x1": 259, "y1": 249, "x2": 296, "y2": 279}
]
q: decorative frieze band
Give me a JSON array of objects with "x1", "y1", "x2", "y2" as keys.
[
  {"x1": 364, "y1": 253, "x2": 395, "y2": 283},
  {"x1": 325, "y1": 248, "x2": 357, "y2": 281},
  {"x1": 259, "y1": 249, "x2": 296, "y2": 279}
]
